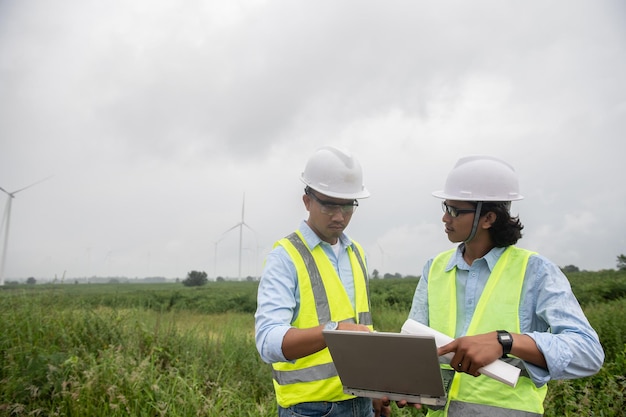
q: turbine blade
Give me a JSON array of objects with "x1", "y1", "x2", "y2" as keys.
[
  {"x1": 11, "y1": 175, "x2": 54, "y2": 195},
  {"x1": 242, "y1": 222, "x2": 256, "y2": 233},
  {"x1": 241, "y1": 193, "x2": 245, "y2": 222},
  {"x1": 221, "y1": 222, "x2": 242, "y2": 235}
]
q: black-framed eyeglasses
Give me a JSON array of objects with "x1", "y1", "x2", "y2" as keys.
[
  {"x1": 307, "y1": 189, "x2": 358, "y2": 215},
  {"x1": 441, "y1": 201, "x2": 475, "y2": 218}
]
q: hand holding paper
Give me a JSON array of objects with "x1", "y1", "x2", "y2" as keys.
[{"x1": 401, "y1": 319, "x2": 520, "y2": 387}]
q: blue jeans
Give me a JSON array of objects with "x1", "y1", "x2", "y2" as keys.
[{"x1": 278, "y1": 397, "x2": 373, "y2": 417}]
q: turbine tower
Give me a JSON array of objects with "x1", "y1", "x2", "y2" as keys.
[
  {"x1": 377, "y1": 241, "x2": 386, "y2": 271},
  {"x1": 219, "y1": 193, "x2": 256, "y2": 280},
  {"x1": 0, "y1": 176, "x2": 52, "y2": 286}
]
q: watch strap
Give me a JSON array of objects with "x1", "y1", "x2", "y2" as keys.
[{"x1": 496, "y1": 330, "x2": 513, "y2": 358}]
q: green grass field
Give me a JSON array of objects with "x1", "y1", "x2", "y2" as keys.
[{"x1": 1, "y1": 271, "x2": 624, "y2": 416}]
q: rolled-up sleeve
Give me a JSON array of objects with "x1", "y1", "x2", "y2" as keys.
[
  {"x1": 521, "y1": 256, "x2": 605, "y2": 386},
  {"x1": 408, "y1": 259, "x2": 432, "y2": 325},
  {"x1": 254, "y1": 246, "x2": 298, "y2": 364}
]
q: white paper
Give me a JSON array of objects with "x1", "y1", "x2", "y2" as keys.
[{"x1": 401, "y1": 319, "x2": 520, "y2": 387}]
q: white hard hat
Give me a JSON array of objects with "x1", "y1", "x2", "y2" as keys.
[
  {"x1": 300, "y1": 146, "x2": 370, "y2": 199},
  {"x1": 433, "y1": 155, "x2": 523, "y2": 201}
]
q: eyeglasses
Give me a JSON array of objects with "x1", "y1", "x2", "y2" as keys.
[
  {"x1": 441, "y1": 202, "x2": 476, "y2": 218},
  {"x1": 307, "y1": 190, "x2": 358, "y2": 215}
]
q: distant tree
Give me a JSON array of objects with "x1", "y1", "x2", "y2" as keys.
[
  {"x1": 617, "y1": 254, "x2": 626, "y2": 271},
  {"x1": 26, "y1": 277, "x2": 37, "y2": 285},
  {"x1": 216, "y1": 276, "x2": 225, "y2": 282},
  {"x1": 182, "y1": 270, "x2": 208, "y2": 287},
  {"x1": 372, "y1": 269, "x2": 379, "y2": 279},
  {"x1": 561, "y1": 265, "x2": 580, "y2": 273}
]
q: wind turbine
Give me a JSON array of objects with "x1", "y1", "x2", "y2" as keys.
[
  {"x1": 0, "y1": 176, "x2": 53, "y2": 286},
  {"x1": 218, "y1": 193, "x2": 256, "y2": 280},
  {"x1": 377, "y1": 241, "x2": 386, "y2": 272},
  {"x1": 213, "y1": 237, "x2": 222, "y2": 278}
]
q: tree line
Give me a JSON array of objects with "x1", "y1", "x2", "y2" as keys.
[{"x1": 180, "y1": 254, "x2": 626, "y2": 287}]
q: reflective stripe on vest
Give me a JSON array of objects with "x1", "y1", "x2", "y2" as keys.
[
  {"x1": 426, "y1": 246, "x2": 546, "y2": 417},
  {"x1": 271, "y1": 231, "x2": 372, "y2": 407},
  {"x1": 448, "y1": 401, "x2": 543, "y2": 416}
]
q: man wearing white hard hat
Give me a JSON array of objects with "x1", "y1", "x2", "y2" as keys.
[
  {"x1": 403, "y1": 155, "x2": 604, "y2": 416},
  {"x1": 255, "y1": 146, "x2": 390, "y2": 417}
]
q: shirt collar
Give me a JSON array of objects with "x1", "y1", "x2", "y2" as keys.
[
  {"x1": 298, "y1": 220, "x2": 352, "y2": 250},
  {"x1": 445, "y1": 244, "x2": 508, "y2": 271}
]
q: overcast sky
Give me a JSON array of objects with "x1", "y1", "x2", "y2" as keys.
[{"x1": 1, "y1": 0, "x2": 625, "y2": 282}]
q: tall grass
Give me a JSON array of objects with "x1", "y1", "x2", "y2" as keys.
[
  {"x1": 0, "y1": 290, "x2": 274, "y2": 416},
  {"x1": 1, "y1": 271, "x2": 624, "y2": 416},
  {"x1": 544, "y1": 297, "x2": 626, "y2": 417}
]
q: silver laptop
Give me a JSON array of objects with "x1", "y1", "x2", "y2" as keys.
[{"x1": 323, "y1": 330, "x2": 448, "y2": 406}]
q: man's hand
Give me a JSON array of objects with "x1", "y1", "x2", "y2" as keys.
[
  {"x1": 438, "y1": 332, "x2": 502, "y2": 376},
  {"x1": 373, "y1": 398, "x2": 392, "y2": 417},
  {"x1": 392, "y1": 398, "x2": 422, "y2": 411},
  {"x1": 337, "y1": 321, "x2": 371, "y2": 332}
]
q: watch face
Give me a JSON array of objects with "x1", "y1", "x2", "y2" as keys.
[{"x1": 497, "y1": 330, "x2": 513, "y2": 356}]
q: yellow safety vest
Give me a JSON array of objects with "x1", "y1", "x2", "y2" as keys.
[
  {"x1": 427, "y1": 246, "x2": 547, "y2": 416},
  {"x1": 271, "y1": 231, "x2": 373, "y2": 408}
]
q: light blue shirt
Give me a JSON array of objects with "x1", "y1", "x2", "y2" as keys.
[
  {"x1": 409, "y1": 244, "x2": 605, "y2": 387},
  {"x1": 254, "y1": 220, "x2": 361, "y2": 364}
]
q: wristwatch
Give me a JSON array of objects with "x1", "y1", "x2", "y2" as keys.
[
  {"x1": 324, "y1": 321, "x2": 338, "y2": 331},
  {"x1": 496, "y1": 330, "x2": 513, "y2": 358}
]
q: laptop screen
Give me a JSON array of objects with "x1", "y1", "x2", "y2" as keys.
[{"x1": 323, "y1": 330, "x2": 447, "y2": 406}]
